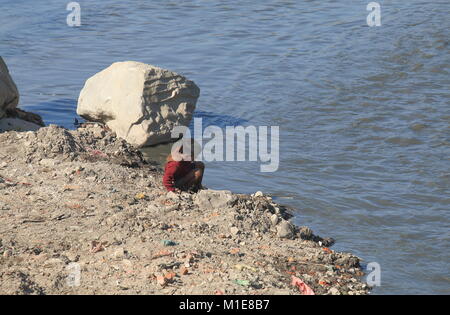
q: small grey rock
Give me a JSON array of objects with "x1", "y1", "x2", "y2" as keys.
[
  {"x1": 277, "y1": 220, "x2": 294, "y2": 239},
  {"x1": 328, "y1": 287, "x2": 341, "y2": 295},
  {"x1": 254, "y1": 191, "x2": 264, "y2": 197},
  {"x1": 299, "y1": 226, "x2": 313, "y2": 240},
  {"x1": 39, "y1": 158, "x2": 58, "y2": 167},
  {"x1": 270, "y1": 214, "x2": 279, "y2": 226}
]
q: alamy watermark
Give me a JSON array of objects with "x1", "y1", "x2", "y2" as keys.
[
  {"x1": 367, "y1": 2, "x2": 382, "y2": 27},
  {"x1": 66, "y1": 2, "x2": 81, "y2": 27},
  {"x1": 171, "y1": 118, "x2": 279, "y2": 173},
  {"x1": 66, "y1": 262, "x2": 81, "y2": 287},
  {"x1": 66, "y1": 3, "x2": 381, "y2": 28},
  {"x1": 366, "y1": 262, "x2": 381, "y2": 287}
]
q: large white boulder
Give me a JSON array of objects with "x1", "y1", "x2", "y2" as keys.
[
  {"x1": 0, "y1": 57, "x2": 19, "y2": 119},
  {"x1": 77, "y1": 61, "x2": 200, "y2": 147}
]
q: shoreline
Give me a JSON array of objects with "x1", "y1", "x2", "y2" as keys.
[{"x1": 0, "y1": 124, "x2": 370, "y2": 295}]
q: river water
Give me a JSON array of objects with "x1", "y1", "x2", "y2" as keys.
[{"x1": 1, "y1": 0, "x2": 449, "y2": 294}]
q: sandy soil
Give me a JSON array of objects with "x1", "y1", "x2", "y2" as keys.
[{"x1": 0, "y1": 124, "x2": 369, "y2": 295}]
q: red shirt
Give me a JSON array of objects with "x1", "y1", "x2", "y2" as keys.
[{"x1": 163, "y1": 160, "x2": 194, "y2": 191}]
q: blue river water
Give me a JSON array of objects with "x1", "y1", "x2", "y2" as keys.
[{"x1": 1, "y1": 0, "x2": 449, "y2": 294}]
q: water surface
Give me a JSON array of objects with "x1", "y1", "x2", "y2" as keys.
[{"x1": 1, "y1": 0, "x2": 449, "y2": 294}]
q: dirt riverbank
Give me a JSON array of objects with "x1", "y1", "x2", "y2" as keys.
[{"x1": 0, "y1": 124, "x2": 369, "y2": 295}]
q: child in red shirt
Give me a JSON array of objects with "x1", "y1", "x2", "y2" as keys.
[{"x1": 162, "y1": 140, "x2": 204, "y2": 192}]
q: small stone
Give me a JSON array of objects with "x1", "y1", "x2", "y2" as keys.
[
  {"x1": 322, "y1": 237, "x2": 335, "y2": 247},
  {"x1": 39, "y1": 159, "x2": 58, "y2": 167},
  {"x1": 113, "y1": 247, "x2": 125, "y2": 259},
  {"x1": 299, "y1": 226, "x2": 313, "y2": 239},
  {"x1": 166, "y1": 191, "x2": 179, "y2": 200},
  {"x1": 328, "y1": 287, "x2": 341, "y2": 295},
  {"x1": 230, "y1": 226, "x2": 240, "y2": 235},
  {"x1": 180, "y1": 267, "x2": 189, "y2": 275},
  {"x1": 156, "y1": 275, "x2": 167, "y2": 286},
  {"x1": 277, "y1": 220, "x2": 294, "y2": 239},
  {"x1": 164, "y1": 271, "x2": 176, "y2": 282},
  {"x1": 92, "y1": 128, "x2": 106, "y2": 139},
  {"x1": 65, "y1": 252, "x2": 80, "y2": 262},
  {"x1": 254, "y1": 191, "x2": 264, "y2": 197},
  {"x1": 270, "y1": 214, "x2": 279, "y2": 226},
  {"x1": 74, "y1": 166, "x2": 84, "y2": 173}
]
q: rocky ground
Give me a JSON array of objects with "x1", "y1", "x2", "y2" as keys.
[{"x1": 0, "y1": 124, "x2": 370, "y2": 295}]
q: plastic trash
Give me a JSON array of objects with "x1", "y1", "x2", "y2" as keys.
[
  {"x1": 234, "y1": 279, "x2": 251, "y2": 286},
  {"x1": 291, "y1": 275, "x2": 315, "y2": 295},
  {"x1": 161, "y1": 240, "x2": 178, "y2": 246},
  {"x1": 135, "y1": 193, "x2": 146, "y2": 200}
]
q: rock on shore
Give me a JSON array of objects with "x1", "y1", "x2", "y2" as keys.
[
  {"x1": 0, "y1": 124, "x2": 369, "y2": 295},
  {"x1": 77, "y1": 61, "x2": 200, "y2": 148},
  {"x1": 0, "y1": 57, "x2": 44, "y2": 132},
  {"x1": 0, "y1": 57, "x2": 19, "y2": 119}
]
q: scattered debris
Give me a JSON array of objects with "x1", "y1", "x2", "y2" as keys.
[
  {"x1": 91, "y1": 241, "x2": 107, "y2": 253},
  {"x1": 135, "y1": 193, "x2": 146, "y2": 200},
  {"x1": 0, "y1": 125, "x2": 369, "y2": 295},
  {"x1": 180, "y1": 267, "x2": 189, "y2": 275},
  {"x1": 291, "y1": 276, "x2": 315, "y2": 295},
  {"x1": 161, "y1": 240, "x2": 178, "y2": 247},
  {"x1": 234, "y1": 279, "x2": 251, "y2": 287}
]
